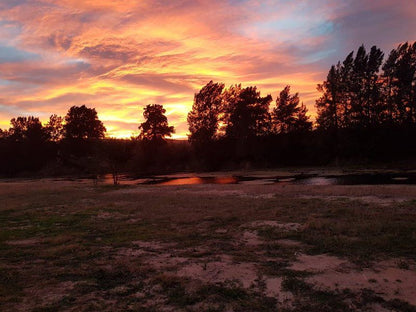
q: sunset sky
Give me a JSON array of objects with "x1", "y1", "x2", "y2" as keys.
[{"x1": 0, "y1": 1, "x2": 415, "y2": 138}]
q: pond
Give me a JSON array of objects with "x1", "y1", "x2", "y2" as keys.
[{"x1": 96, "y1": 173, "x2": 416, "y2": 186}]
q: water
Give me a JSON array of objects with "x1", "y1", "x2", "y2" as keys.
[{"x1": 97, "y1": 173, "x2": 416, "y2": 186}]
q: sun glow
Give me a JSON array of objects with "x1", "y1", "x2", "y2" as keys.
[{"x1": 1, "y1": 1, "x2": 415, "y2": 137}]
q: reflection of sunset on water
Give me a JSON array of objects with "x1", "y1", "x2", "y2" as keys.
[
  {"x1": 160, "y1": 176, "x2": 238, "y2": 186},
  {"x1": 160, "y1": 177, "x2": 205, "y2": 186},
  {"x1": 1, "y1": 1, "x2": 415, "y2": 138}
]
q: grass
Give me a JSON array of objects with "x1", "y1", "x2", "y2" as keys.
[
  {"x1": 0, "y1": 179, "x2": 415, "y2": 311},
  {"x1": 154, "y1": 274, "x2": 277, "y2": 311}
]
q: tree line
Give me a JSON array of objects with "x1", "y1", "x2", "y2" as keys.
[{"x1": 1, "y1": 41, "x2": 415, "y2": 177}]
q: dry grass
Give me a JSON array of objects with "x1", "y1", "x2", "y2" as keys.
[{"x1": 1, "y1": 179, "x2": 416, "y2": 311}]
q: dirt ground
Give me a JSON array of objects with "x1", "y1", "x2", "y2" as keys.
[{"x1": 1, "y1": 178, "x2": 416, "y2": 311}]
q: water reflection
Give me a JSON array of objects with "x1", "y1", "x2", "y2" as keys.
[
  {"x1": 160, "y1": 177, "x2": 205, "y2": 186},
  {"x1": 90, "y1": 173, "x2": 416, "y2": 186},
  {"x1": 160, "y1": 176, "x2": 238, "y2": 186}
]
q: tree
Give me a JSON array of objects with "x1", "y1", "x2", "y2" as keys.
[
  {"x1": 348, "y1": 45, "x2": 384, "y2": 127},
  {"x1": 139, "y1": 104, "x2": 174, "y2": 142},
  {"x1": 222, "y1": 85, "x2": 272, "y2": 140},
  {"x1": 64, "y1": 105, "x2": 106, "y2": 139},
  {"x1": 316, "y1": 64, "x2": 342, "y2": 130},
  {"x1": 187, "y1": 81, "x2": 224, "y2": 146},
  {"x1": 272, "y1": 86, "x2": 311, "y2": 133},
  {"x1": 295, "y1": 103, "x2": 313, "y2": 132},
  {"x1": 0, "y1": 128, "x2": 8, "y2": 139},
  {"x1": 45, "y1": 114, "x2": 64, "y2": 141},
  {"x1": 316, "y1": 45, "x2": 384, "y2": 130},
  {"x1": 8, "y1": 116, "x2": 47, "y2": 142},
  {"x1": 382, "y1": 42, "x2": 416, "y2": 125}
]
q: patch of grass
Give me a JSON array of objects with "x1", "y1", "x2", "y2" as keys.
[
  {"x1": 285, "y1": 201, "x2": 416, "y2": 262},
  {"x1": 0, "y1": 268, "x2": 22, "y2": 302},
  {"x1": 281, "y1": 276, "x2": 350, "y2": 311},
  {"x1": 196, "y1": 283, "x2": 277, "y2": 312},
  {"x1": 153, "y1": 274, "x2": 198, "y2": 306},
  {"x1": 31, "y1": 296, "x2": 77, "y2": 312},
  {"x1": 153, "y1": 275, "x2": 277, "y2": 311},
  {"x1": 385, "y1": 298, "x2": 416, "y2": 312}
]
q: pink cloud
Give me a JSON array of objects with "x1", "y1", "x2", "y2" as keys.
[{"x1": 0, "y1": 0, "x2": 414, "y2": 137}]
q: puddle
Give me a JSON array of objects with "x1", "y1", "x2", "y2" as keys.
[{"x1": 51, "y1": 173, "x2": 416, "y2": 186}]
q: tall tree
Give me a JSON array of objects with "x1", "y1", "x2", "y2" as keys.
[
  {"x1": 348, "y1": 45, "x2": 384, "y2": 127},
  {"x1": 382, "y1": 42, "x2": 416, "y2": 125},
  {"x1": 187, "y1": 81, "x2": 224, "y2": 146},
  {"x1": 139, "y1": 104, "x2": 174, "y2": 142},
  {"x1": 64, "y1": 105, "x2": 106, "y2": 139},
  {"x1": 222, "y1": 85, "x2": 272, "y2": 139},
  {"x1": 272, "y1": 86, "x2": 312, "y2": 133},
  {"x1": 316, "y1": 45, "x2": 384, "y2": 129},
  {"x1": 316, "y1": 64, "x2": 342, "y2": 130},
  {"x1": 45, "y1": 114, "x2": 64, "y2": 141}
]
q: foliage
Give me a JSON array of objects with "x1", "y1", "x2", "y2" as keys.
[
  {"x1": 138, "y1": 104, "x2": 174, "y2": 142},
  {"x1": 187, "y1": 81, "x2": 224, "y2": 146},
  {"x1": 45, "y1": 114, "x2": 64, "y2": 142},
  {"x1": 316, "y1": 43, "x2": 416, "y2": 130},
  {"x1": 222, "y1": 85, "x2": 272, "y2": 139},
  {"x1": 8, "y1": 116, "x2": 47, "y2": 142},
  {"x1": 272, "y1": 85, "x2": 312, "y2": 133},
  {"x1": 382, "y1": 42, "x2": 416, "y2": 125},
  {"x1": 64, "y1": 105, "x2": 106, "y2": 139}
]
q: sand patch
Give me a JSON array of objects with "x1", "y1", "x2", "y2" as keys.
[
  {"x1": 264, "y1": 277, "x2": 293, "y2": 306},
  {"x1": 291, "y1": 254, "x2": 416, "y2": 305},
  {"x1": 176, "y1": 255, "x2": 258, "y2": 288},
  {"x1": 290, "y1": 253, "x2": 348, "y2": 272},
  {"x1": 241, "y1": 230, "x2": 263, "y2": 246},
  {"x1": 308, "y1": 259, "x2": 416, "y2": 305}
]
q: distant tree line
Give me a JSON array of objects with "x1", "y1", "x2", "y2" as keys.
[{"x1": 0, "y1": 41, "x2": 415, "y2": 178}]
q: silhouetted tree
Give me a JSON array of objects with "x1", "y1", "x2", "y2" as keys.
[
  {"x1": 222, "y1": 85, "x2": 272, "y2": 139},
  {"x1": 8, "y1": 116, "x2": 47, "y2": 142},
  {"x1": 348, "y1": 45, "x2": 384, "y2": 127},
  {"x1": 45, "y1": 114, "x2": 64, "y2": 141},
  {"x1": 187, "y1": 81, "x2": 224, "y2": 146},
  {"x1": 295, "y1": 103, "x2": 313, "y2": 132},
  {"x1": 272, "y1": 86, "x2": 312, "y2": 133},
  {"x1": 0, "y1": 128, "x2": 8, "y2": 139},
  {"x1": 316, "y1": 64, "x2": 342, "y2": 130},
  {"x1": 382, "y1": 42, "x2": 416, "y2": 125},
  {"x1": 139, "y1": 104, "x2": 174, "y2": 142},
  {"x1": 64, "y1": 105, "x2": 106, "y2": 139},
  {"x1": 316, "y1": 45, "x2": 384, "y2": 129}
]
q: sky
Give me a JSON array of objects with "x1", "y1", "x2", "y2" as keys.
[{"x1": 0, "y1": 0, "x2": 415, "y2": 139}]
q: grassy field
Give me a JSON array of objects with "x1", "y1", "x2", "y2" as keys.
[{"x1": 1, "y1": 179, "x2": 416, "y2": 311}]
